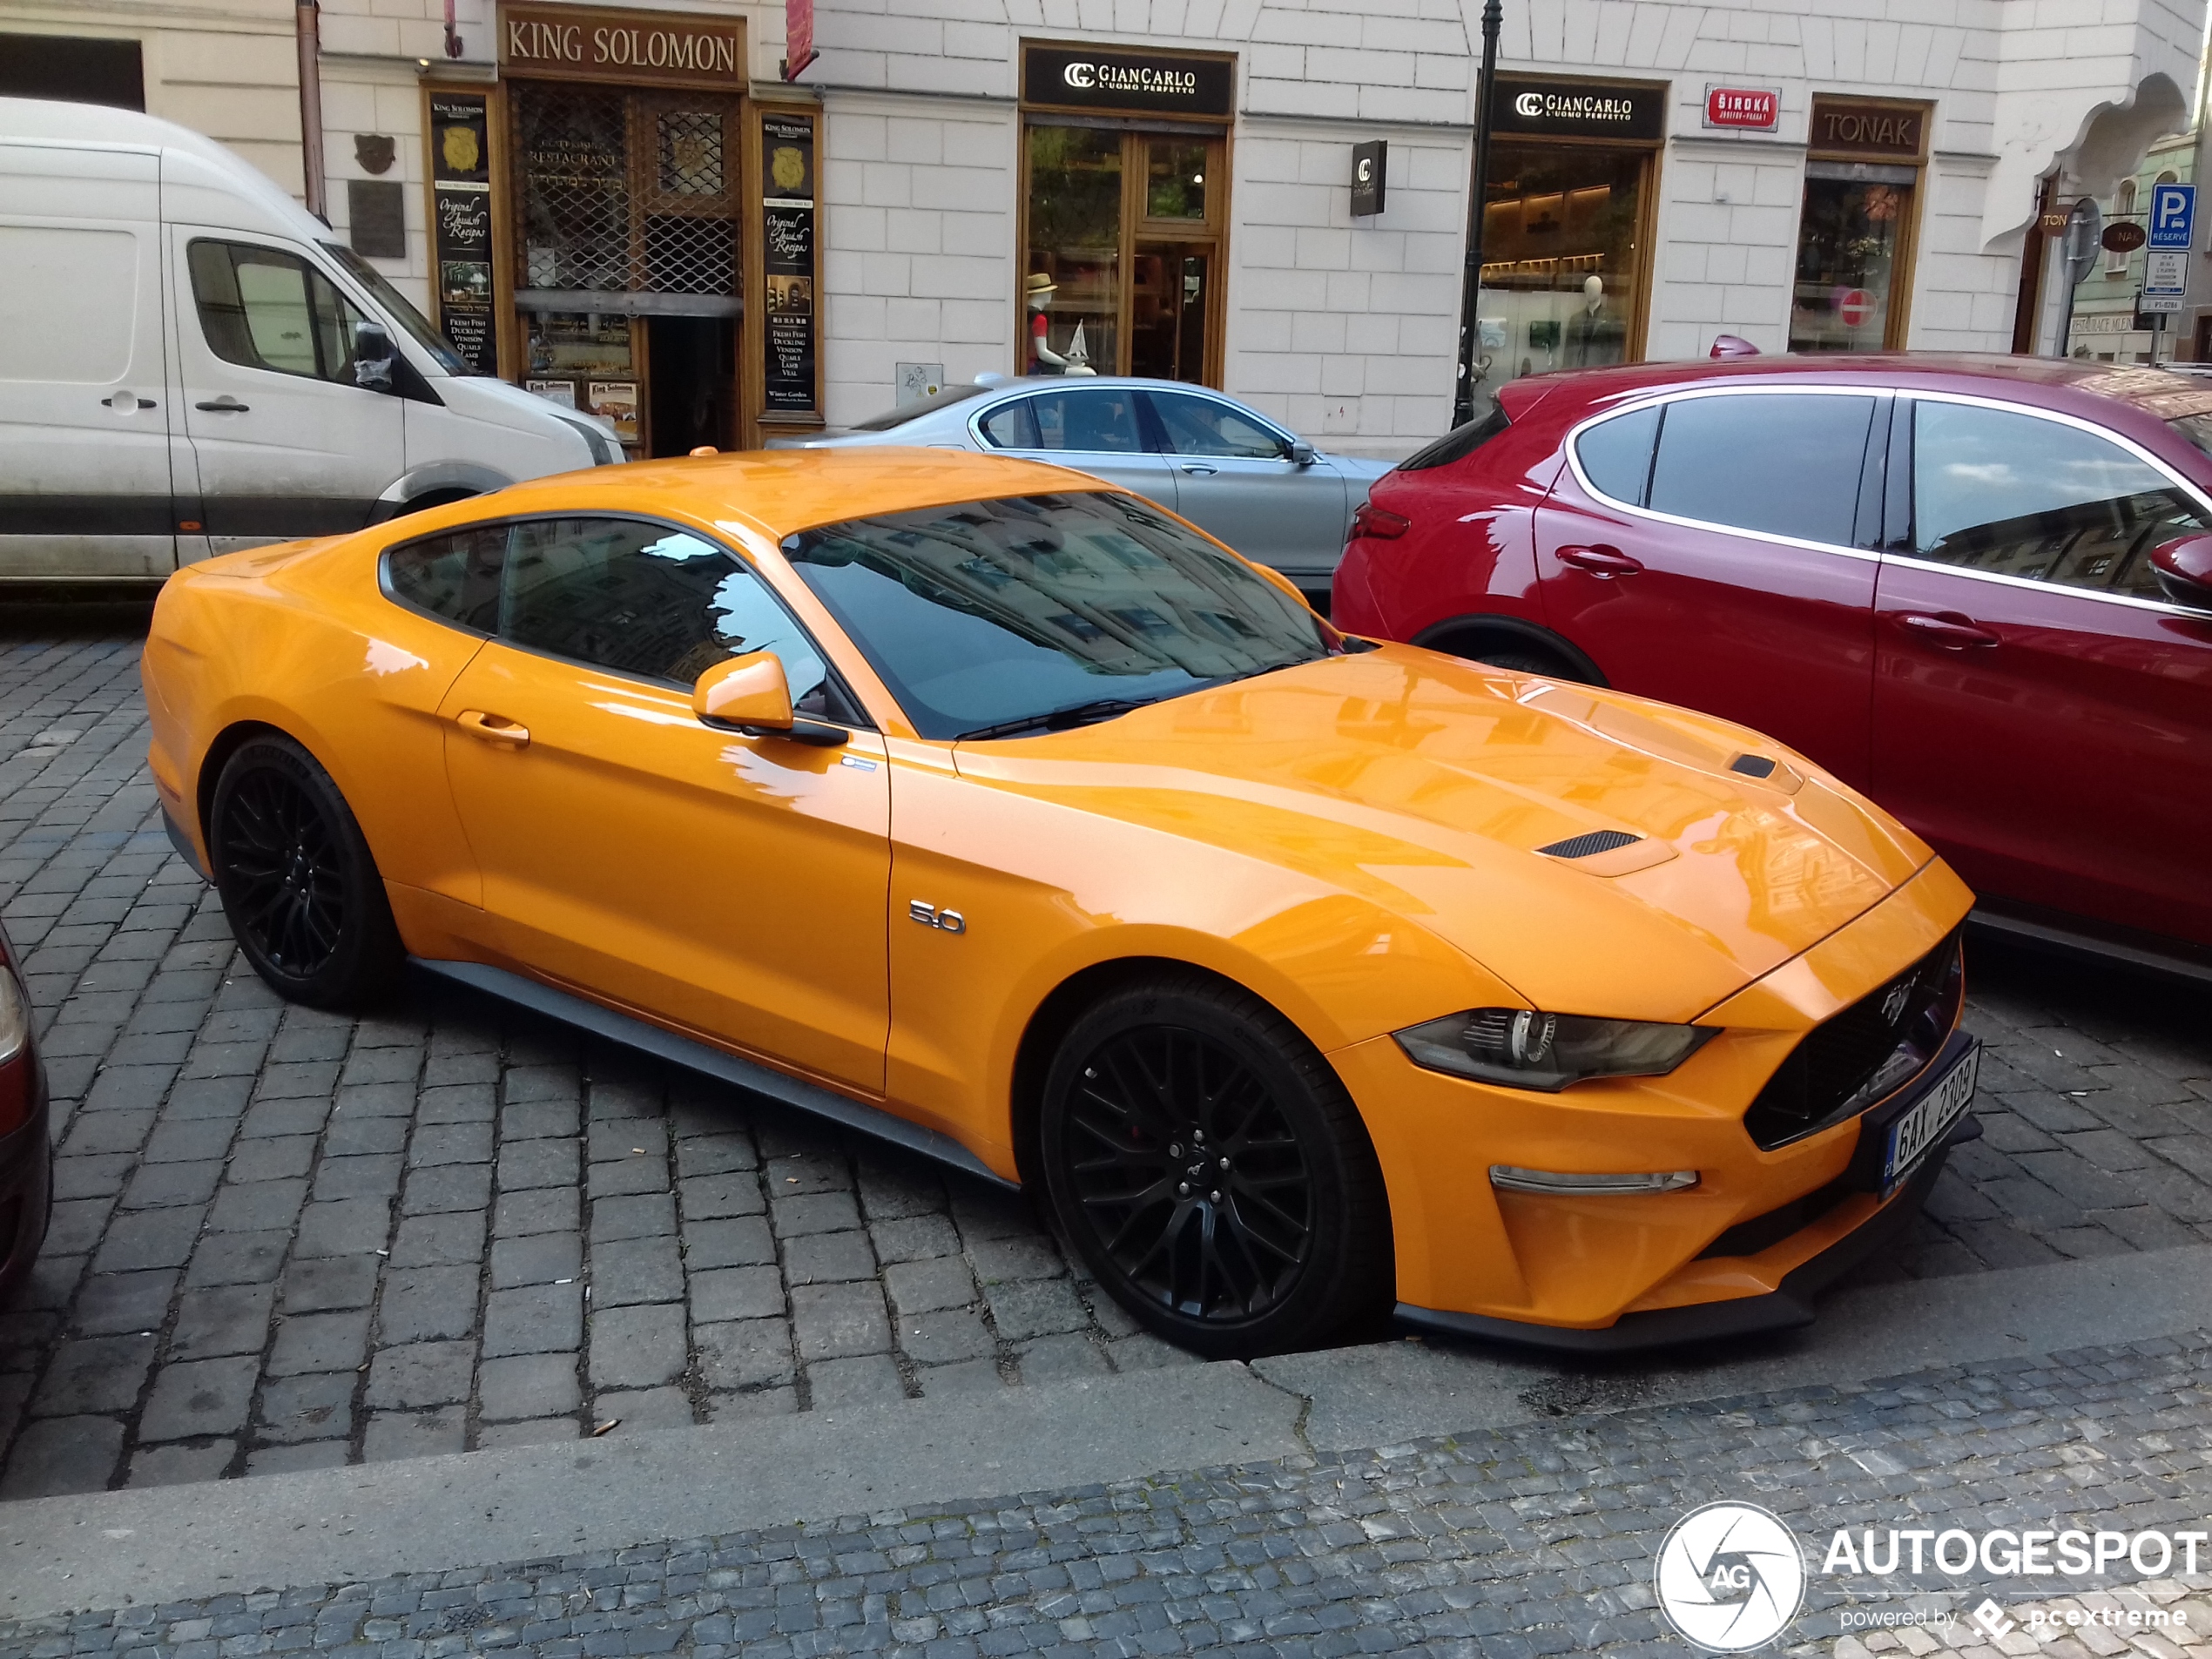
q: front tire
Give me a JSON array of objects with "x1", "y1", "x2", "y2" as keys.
[
  {"x1": 207, "y1": 735, "x2": 403, "y2": 1008},
  {"x1": 1039, "y1": 974, "x2": 1392, "y2": 1359}
]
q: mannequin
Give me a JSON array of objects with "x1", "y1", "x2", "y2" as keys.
[
  {"x1": 1024, "y1": 273, "x2": 1096, "y2": 375},
  {"x1": 1565, "y1": 273, "x2": 1618, "y2": 368}
]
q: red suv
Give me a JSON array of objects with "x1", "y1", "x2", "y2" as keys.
[{"x1": 1333, "y1": 356, "x2": 2212, "y2": 968}]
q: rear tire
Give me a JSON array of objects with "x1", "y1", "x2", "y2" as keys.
[
  {"x1": 207, "y1": 735, "x2": 403, "y2": 1008},
  {"x1": 1039, "y1": 973, "x2": 1392, "y2": 1359}
]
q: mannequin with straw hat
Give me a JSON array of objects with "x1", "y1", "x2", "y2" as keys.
[{"x1": 1025, "y1": 273, "x2": 1095, "y2": 375}]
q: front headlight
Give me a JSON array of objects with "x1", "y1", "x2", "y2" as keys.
[
  {"x1": 1393, "y1": 1008, "x2": 1716, "y2": 1092},
  {"x1": 0, "y1": 969, "x2": 25, "y2": 1066}
]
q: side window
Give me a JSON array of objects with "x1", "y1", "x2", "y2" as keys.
[
  {"x1": 500, "y1": 518, "x2": 844, "y2": 714},
  {"x1": 1911, "y1": 401, "x2": 2207, "y2": 599},
  {"x1": 1018, "y1": 388, "x2": 1146, "y2": 455},
  {"x1": 187, "y1": 239, "x2": 371, "y2": 386},
  {"x1": 1148, "y1": 392, "x2": 1287, "y2": 459},
  {"x1": 1573, "y1": 405, "x2": 1660, "y2": 505},
  {"x1": 1647, "y1": 393, "x2": 1876, "y2": 545},
  {"x1": 383, "y1": 524, "x2": 506, "y2": 631},
  {"x1": 977, "y1": 398, "x2": 1042, "y2": 449}
]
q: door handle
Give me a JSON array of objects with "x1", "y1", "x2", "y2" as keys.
[
  {"x1": 1556, "y1": 544, "x2": 1643, "y2": 577},
  {"x1": 1179, "y1": 463, "x2": 1219, "y2": 475},
  {"x1": 455, "y1": 709, "x2": 530, "y2": 747},
  {"x1": 194, "y1": 396, "x2": 250, "y2": 413},
  {"x1": 1896, "y1": 611, "x2": 1999, "y2": 650},
  {"x1": 102, "y1": 391, "x2": 157, "y2": 411}
]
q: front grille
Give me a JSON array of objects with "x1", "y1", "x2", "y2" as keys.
[{"x1": 1743, "y1": 930, "x2": 1963, "y2": 1150}]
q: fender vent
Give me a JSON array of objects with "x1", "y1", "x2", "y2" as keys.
[
  {"x1": 1537, "y1": 829, "x2": 1642, "y2": 860},
  {"x1": 1730, "y1": 754, "x2": 1778, "y2": 779}
]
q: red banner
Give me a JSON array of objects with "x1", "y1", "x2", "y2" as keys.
[{"x1": 785, "y1": 0, "x2": 816, "y2": 79}]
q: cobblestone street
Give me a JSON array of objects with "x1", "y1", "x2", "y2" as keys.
[
  {"x1": 5, "y1": 1333, "x2": 2211, "y2": 1658},
  {"x1": 3, "y1": 606, "x2": 2209, "y2": 1501}
]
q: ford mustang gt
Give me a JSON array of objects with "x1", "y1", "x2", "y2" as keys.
[{"x1": 141, "y1": 448, "x2": 1979, "y2": 1357}]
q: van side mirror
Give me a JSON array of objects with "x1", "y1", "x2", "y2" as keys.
[
  {"x1": 353, "y1": 320, "x2": 396, "y2": 392},
  {"x1": 692, "y1": 651, "x2": 848, "y2": 746},
  {"x1": 1287, "y1": 440, "x2": 1317, "y2": 467},
  {"x1": 2151, "y1": 534, "x2": 2212, "y2": 610}
]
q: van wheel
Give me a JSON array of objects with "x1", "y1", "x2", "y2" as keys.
[
  {"x1": 207, "y1": 735, "x2": 403, "y2": 1008},
  {"x1": 1038, "y1": 974, "x2": 1392, "y2": 1359}
]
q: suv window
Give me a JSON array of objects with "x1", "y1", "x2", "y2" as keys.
[
  {"x1": 1147, "y1": 391, "x2": 1286, "y2": 459},
  {"x1": 383, "y1": 525, "x2": 505, "y2": 631},
  {"x1": 1912, "y1": 401, "x2": 2209, "y2": 599},
  {"x1": 1573, "y1": 405, "x2": 1660, "y2": 504},
  {"x1": 188, "y1": 239, "x2": 373, "y2": 386},
  {"x1": 1647, "y1": 392, "x2": 1876, "y2": 545},
  {"x1": 976, "y1": 388, "x2": 1145, "y2": 454},
  {"x1": 498, "y1": 517, "x2": 843, "y2": 713}
]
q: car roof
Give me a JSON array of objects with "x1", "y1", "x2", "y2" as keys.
[
  {"x1": 483, "y1": 446, "x2": 1122, "y2": 540},
  {"x1": 1515, "y1": 352, "x2": 2212, "y2": 433}
]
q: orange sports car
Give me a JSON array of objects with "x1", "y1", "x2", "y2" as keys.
[{"x1": 141, "y1": 449, "x2": 1979, "y2": 1357}]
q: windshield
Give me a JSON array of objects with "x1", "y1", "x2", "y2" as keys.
[
  {"x1": 781, "y1": 492, "x2": 1334, "y2": 738},
  {"x1": 321, "y1": 243, "x2": 472, "y2": 374},
  {"x1": 851, "y1": 382, "x2": 994, "y2": 432}
]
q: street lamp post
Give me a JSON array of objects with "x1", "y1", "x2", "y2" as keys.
[{"x1": 1452, "y1": 0, "x2": 1503, "y2": 429}]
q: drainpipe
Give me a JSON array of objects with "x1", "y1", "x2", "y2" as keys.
[{"x1": 296, "y1": 0, "x2": 328, "y2": 223}]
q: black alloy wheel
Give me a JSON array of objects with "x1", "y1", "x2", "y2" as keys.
[
  {"x1": 1040, "y1": 975, "x2": 1392, "y2": 1359},
  {"x1": 208, "y1": 735, "x2": 403, "y2": 1008}
]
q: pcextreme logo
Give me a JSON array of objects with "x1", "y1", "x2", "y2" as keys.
[{"x1": 1654, "y1": 1502, "x2": 1806, "y2": 1652}]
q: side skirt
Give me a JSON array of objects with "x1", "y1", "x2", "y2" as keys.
[{"x1": 411, "y1": 958, "x2": 1018, "y2": 1192}]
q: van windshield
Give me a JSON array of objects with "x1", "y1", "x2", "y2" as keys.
[{"x1": 322, "y1": 243, "x2": 472, "y2": 374}]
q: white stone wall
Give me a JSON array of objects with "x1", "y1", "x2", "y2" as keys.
[
  {"x1": 1226, "y1": 120, "x2": 1465, "y2": 442},
  {"x1": 818, "y1": 91, "x2": 1019, "y2": 424}
]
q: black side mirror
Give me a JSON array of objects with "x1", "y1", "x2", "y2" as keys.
[
  {"x1": 1287, "y1": 440, "x2": 1317, "y2": 467},
  {"x1": 354, "y1": 320, "x2": 395, "y2": 391},
  {"x1": 2150, "y1": 534, "x2": 2212, "y2": 610}
]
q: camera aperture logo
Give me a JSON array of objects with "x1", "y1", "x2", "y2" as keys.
[{"x1": 1655, "y1": 1502, "x2": 1806, "y2": 1652}]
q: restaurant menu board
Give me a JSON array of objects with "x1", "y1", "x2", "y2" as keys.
[
  {"x1": 428, "y1": 91, "x2": 497, "y2": 374},
  {"x1": 761, "y1": 111, "x2": 817, "y2": 414}
]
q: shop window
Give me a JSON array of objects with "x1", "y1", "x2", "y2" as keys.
[
  {"x1": 1791, "y1": 103, "x2": 1926, "y2": 353},
  {"x1": 1023, "y1": 127, "x2": 1225, "y2": 383},
  {"x1": 1474, "y1": 144, "x2": 1651, "y2": 388}
]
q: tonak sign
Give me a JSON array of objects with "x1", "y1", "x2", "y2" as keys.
[
  {"x1": 500, "y1": 3, "x2": 743, "y2": 89},
  {"x1": 1810, "y1": 98, "x2": 1926, "y2": 160}
]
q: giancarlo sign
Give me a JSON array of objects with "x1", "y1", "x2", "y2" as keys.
[
  {"x1": 1493, "y1": 76, "x2": 1666, "y2": 141},
  {"x1": 1023, "y1": 44, "x2": 1234, "y2": 118}
]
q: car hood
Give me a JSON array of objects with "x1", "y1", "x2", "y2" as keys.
[{"x1": 949, "y1": 644, "x2": 1932, "y2": 1023}]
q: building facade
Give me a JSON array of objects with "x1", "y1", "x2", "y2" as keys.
[{"x1": 4, "y1": 0, "x2": 2206, "y2": 455}]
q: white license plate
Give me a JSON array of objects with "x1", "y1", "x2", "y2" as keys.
[{"x1": 1882, "y1": 1044, "x2": 1978, "y2": 1195}]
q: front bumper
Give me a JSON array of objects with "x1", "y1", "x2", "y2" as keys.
[
  {"x1": 1397, "y1": 1089, "x2": 1979, "y2": 1352},
  {"x1": 1343, "y1": 860, "x2": 1977, "y2": 1343}
]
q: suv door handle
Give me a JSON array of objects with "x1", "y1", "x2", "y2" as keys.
[
  {"x1": 195, "y1": 396, "x2": 250, "y2": 413},
  {"x1": 1178, "y1": 463, "x2": 1219, "y2": 475},
  {"x1": 1896, "y1": 611, "x2": 1999, "y2": 650},
  {"x1": 455, "y1": 710, "x2": 530, "y2": 747},
  {"x1": 1557, "y1": 545, "x2": 1643, "y2": 577}
]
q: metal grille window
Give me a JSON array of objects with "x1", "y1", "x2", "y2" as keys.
[{"x1": 511, "y1": 85, "x2": 739, "y2": 300}]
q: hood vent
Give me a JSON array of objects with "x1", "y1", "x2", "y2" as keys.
[
  {"x1": 1537, "y1": 829, "x2": 1642, "y2": 860},
  {"x1": 1730, "y1": 754, "x2": 1778, "y2": 779}
]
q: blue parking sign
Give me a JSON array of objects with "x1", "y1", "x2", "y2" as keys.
[{"x1": 2148, "y1": 182, "x2": 2195, "y2": 250}]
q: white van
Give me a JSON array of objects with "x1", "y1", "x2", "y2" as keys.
[{"x1": 0, "y1": 98, "x2": 616, "y2": 582}]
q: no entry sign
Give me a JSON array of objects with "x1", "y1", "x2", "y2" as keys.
[{"x1": 1835, "y1": 287, "x2": 1872, "y2": 327}]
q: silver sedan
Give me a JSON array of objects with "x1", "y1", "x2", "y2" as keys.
[{"x1": 768, "y1": 376, "x2": 1393, "y2": 585}]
